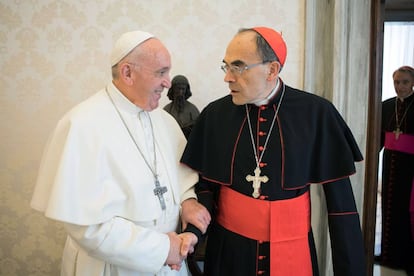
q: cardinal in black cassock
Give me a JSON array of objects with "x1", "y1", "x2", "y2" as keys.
[{"x1": 181, "y1": 27, "x2": 366, "y2": 276}]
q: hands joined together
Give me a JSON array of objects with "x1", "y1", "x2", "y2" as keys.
[
  {"x1": 166, "y1": 198, "x2": 211, "y2": 271},
  {"x1": 166, "y1": 232, "x2": 198, "y2": 271}
]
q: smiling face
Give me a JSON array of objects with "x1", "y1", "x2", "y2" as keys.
[
  {"x1": 393, "y1": 70, "x2": 414, "y2": 99},
  {"x1": 117, "y1": 38, "x2": 172, "y2": 111},
  {"x1": 222, "y1": 31, "x2": 279, "y2": 105}
]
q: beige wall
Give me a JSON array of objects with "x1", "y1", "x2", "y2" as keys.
[{"x1": 0, "y1": 1, "x2": 305, "y2": 274}]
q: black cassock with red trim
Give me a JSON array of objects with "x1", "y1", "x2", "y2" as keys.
[{"x1": 181, "y1": 82, "x2": 366, "y2": 276}]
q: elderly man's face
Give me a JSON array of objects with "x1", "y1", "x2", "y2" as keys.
[
  {"x1": 393, "y1": 71, "x2": 414, "y2": 99},
  {"x1": 129, "y1": 39, "x2": 172, "y2": 111},
  {"x1": 222, "y1": 31, "x2": 272, "y2": 105}
]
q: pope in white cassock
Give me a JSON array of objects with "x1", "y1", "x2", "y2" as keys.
[{"x1": 31, "y1": 30, "x2": 210, "y2": 276}]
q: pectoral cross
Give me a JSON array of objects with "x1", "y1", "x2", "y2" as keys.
[
  {"x1": 393, "y1": 128, "x2": 402, "y2": 140},
  {"x1": 246, "y1": 167, "x2": 268, "y2": 198},
  {"x1": 153, "y1": 179, "x2": 168, "y2": 210}
]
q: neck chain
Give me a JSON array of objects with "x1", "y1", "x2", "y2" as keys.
[
  {"x1": 393, "y1": 95, "x2": 414, "y2": 139},
  {"x1": 105, "y1": 87, "x2": 168, "y2": 210},
  {"x1": 245, "y1": 84, "x2": 286, "y2": 198}
]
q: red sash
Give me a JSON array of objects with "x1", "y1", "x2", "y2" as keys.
[
  {"x1": 217, "y1": 186, "x2": 312, "y2": 275},
  {"x1": 384, "y1": 132, "x2": 414, "y2": 154}
]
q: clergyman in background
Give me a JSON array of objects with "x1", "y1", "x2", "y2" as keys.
[{"x1": 378, "y1": 65, "x2": 414, "y2": 276}]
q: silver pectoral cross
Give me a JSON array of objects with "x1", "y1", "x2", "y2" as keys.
[
  {"x1": 393, "y1": 128, "x2": 402, "y2": 140},
  {"x1": 246, "y1": 167, "x2": 269, "y2": 198},
  {"x1": 153, "y1": 179, "x2": 168, "y2": 210}
]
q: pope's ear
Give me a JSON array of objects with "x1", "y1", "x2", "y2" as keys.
[
  {"x1": 121, "y1": 63, "x2": 131, "y2": 77},
  {"x1": 119, "y1": 63, "x2": 134, "y2": 84}
]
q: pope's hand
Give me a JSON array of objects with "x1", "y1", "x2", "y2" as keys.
[
  {"x1": 167, "y1": 232, "x2": 198, "y2": 271},
  {"x1": 166, "y1": 232, "x2": 185, "y2": 269}
]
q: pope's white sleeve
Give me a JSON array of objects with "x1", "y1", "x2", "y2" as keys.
[
  {"x1": 180, "y1": 186, "x2": 197, "y2": 204},
  {"x1": 63, "y1": 217, "x2": 169, "y2": 273}
]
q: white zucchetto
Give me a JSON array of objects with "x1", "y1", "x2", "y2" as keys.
[{"x1": 110, "y1": 30, "x2": 155, "y2": 66}]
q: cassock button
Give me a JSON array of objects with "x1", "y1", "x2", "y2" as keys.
[
  {"x1": 259, "y1": 195, "x2": 268, "y2": 200},
  {"x1": 259, "y1": 131, "x2": 266, "y2": 136},
  {"x1": 258, "y1": 146, "x2": 264, "y2": 151},
  {"x1": 259, "y1": 162, "x2": 267, "y2": 168},
  {"x1": 260, "y1": 106, "x2": 267, "y2": 110},
  {"x1": 259, "y1": 117, "x2": 267, "y2": 122}
]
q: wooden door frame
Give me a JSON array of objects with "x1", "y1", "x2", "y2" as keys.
[{"x1": 363, "y1": 1, "x2": 384, "y2": 275}]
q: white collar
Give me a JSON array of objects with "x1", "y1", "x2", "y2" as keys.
[
  {"x1": 253, "y1": 78, "x2": 280, "y2": 106},
  {"x1": 107, "y1": 82, "x2": 144, "y2": 115}
]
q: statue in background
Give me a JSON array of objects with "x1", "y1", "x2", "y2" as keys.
[{"x1": 164, "y1": 75, "x2": 200, "y2": 138}]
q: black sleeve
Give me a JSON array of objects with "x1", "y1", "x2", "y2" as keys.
[
  {"x1": 182, "y1": 223, "x2": 203, "y2": 241},
  {"x1": 322, "y1": 178, "x2": 366, "y2": 276},
  {"x1": 182, "y1": 177, "x2": 219, "y2": 240},
  {"x1": 195, "y1": 177, "x2": 219, "y2": 217}
]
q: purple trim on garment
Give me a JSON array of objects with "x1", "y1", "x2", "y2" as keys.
[{"x1": 384, "y1": 132, "x2": 414, "y2": 155}]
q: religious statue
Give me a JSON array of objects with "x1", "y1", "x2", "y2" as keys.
[{"x1": 164, "y1": 75, "x2": 200, "y2": 139}]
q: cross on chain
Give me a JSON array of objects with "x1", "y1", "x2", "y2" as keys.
[
  {"x1": 153, "y1": 179, "x2": 168, "y2": 210},
  {"x1": 393, "y1": 128, "x2": 402, "y2": 140},
  {"x1": 246, "y1": 167, "x2": 269, "y2": 198}
]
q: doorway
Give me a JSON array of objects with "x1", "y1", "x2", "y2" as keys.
[
  {"x1": 374, "y1": 21, "x2": 414, "y2": 275},
  {"x1": 365, "y1": 1, "x2": 414, "y2": 275}
]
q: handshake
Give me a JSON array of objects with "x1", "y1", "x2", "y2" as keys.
[
  {"x1": 166, "y1": 231, "x2": 198, "y2": 271},
  {"x1": 166, "y1": 198, "x2": 211, "y2": 271}
]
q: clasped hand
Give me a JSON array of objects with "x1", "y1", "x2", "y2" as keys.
[
  {"x1": 166, "y1": 199, "x2": 211, "y2": 271},
  {"x1": 166, "y1": 232, "x2": 198, "y2": 271}
]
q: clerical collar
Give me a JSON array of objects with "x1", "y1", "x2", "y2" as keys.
[
  {"x1": 252, "y1": 78, "x2": 280, "y2": 106},
  {"x1": 107, "y1": 82, "x2": 144, "y2": 114},
  {"x1": 397, "y1": 91, "x2": 414, "y2": 102}
]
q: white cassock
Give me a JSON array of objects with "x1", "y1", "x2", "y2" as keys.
[{"x1": 31, "y1": 82, "x2": 198, "y2": 276}]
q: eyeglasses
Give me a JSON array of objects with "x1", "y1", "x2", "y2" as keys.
[{"x1": 220, "y1": 62, "x2": 266, "y2": 75}]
